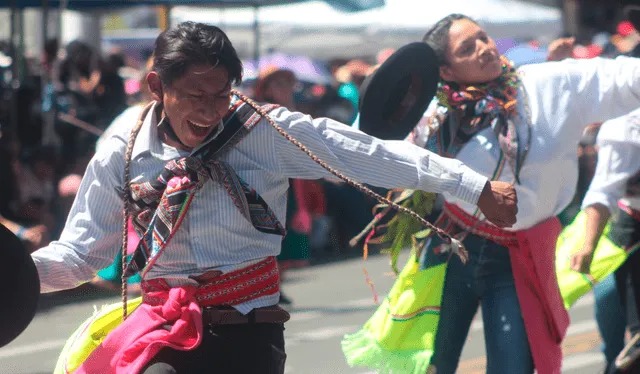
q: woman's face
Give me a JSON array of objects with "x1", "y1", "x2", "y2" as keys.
[
  {"x1": 147, "y1": 64, "x2": 232, "y2": 150},
  {"x1": 439, "y1": 19, "x2": 503, "y2": 85}
]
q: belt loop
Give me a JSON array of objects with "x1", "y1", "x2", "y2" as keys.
[{"x1": 248, "y1": 310, "x2": 256, "y2": 324}]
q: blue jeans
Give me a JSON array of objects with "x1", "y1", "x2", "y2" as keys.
[
  {"x1": 594, "y1": 210, "x2": 640, "y2": 366},
  {"x1": 594, "y1": 273, "x2": 626, "y2": 365},
  {"x1": 422, "y1": 234, "x2": 534, "y2": 374}
]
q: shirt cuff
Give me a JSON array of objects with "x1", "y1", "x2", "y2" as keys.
[
  {"x1": 581, "y1": 191, "x2": 615, "y2": 213},
  {"x1": 453, "y1": 167, "x2": 488, "y2": 206}
]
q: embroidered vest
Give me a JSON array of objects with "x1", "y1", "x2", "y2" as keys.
[{"x1": 125, "y1": 97, "x2": 284, "y2": 277}]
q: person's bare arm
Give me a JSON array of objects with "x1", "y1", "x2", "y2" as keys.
[
  {"x1": 0, "y1": 216, "x2": 48, "y2": 252},
  {"x1": 570, "y1": 204, "x2": 610, "y2": 273}
]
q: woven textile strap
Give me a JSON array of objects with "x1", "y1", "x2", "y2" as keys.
[
  {"x1": 141, "y1": 256, "x2": 280, "y2": 306},
  {"x1": 126, "y1": 98, "x2": 285, "y2": 277}
]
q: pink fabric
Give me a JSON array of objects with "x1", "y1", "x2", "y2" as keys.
[
  {"x1": 443, "y1": 204, "x2": 569, "y2": 373},
  {"x1": 511, "y1": 217, "x2": 569, "y2": 374},
  {"x1": 127, "y1": 218, "x2": 140, "y2": 255},
  {"x1": 76, "y1": 286, "x2": 203, "y2": 374}
]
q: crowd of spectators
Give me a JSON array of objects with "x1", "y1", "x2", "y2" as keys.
[{"x1": 2, "y1": 21, "x2": 639, "y2": 287}]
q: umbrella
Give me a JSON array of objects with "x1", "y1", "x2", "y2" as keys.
[
  {"x1": 504, "y1": 44, "x2": 548, "y2": 67},
  {"x1": 243, "y1": 52, "x2": 332, "y2": 85},
  {"x1": 495, "y1": 37, "x2": 519, "y2": 55}
]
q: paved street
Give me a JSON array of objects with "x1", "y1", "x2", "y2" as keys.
[{"x1": 0, "y1": 251, "x2": 605, "y2": 374}]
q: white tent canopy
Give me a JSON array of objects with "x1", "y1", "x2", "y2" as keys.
[{"x1": 172, "y1": 0, "x2": 562, "y2": 60}]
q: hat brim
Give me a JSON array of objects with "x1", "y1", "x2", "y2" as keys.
[
  {"x1": 358, "y1": 42, "x2": 439, "y2": 140},
  {"x1": 0, "y1": 224, "x2": 39, "y2": 347}
]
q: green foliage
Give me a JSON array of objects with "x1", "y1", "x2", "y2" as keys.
[{"x1": 373, "y1": 190, "x2": 436, "y2": 274}]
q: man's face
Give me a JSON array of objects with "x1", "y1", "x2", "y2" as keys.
[{"x1": 148, "y1": 64, "x2": 232, "y2": 150}]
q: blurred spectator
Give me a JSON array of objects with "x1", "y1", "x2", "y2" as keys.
[
  {"x1": 254, "y1": 66, "x2": 297, "y2": 108},
  {"x1": 0, "y1": 137, "x2": 50, "y2": 252},
  {"x1": 547, "y1": 37, "x2": 576, "y2": 61},
  {"x1": 376, "y1": 48, "x2": 395, "y2": 65},
  {"x1": 96, "y1": 55, "x2": 153, "y2": 153},
  {"x1": 15, "y1": 145, "x2": 57, "y2": 231},
  {"x1": 334, "y1": 59, "x2": 370, "y2": 88},
  {"x1": 55, "y1": 40, "x2": 100, "y2": 169},
  {"x1": 93, "y1": 53, "x2": 128, "y2": 130},
  {"x1": 612, "y1": 19, "x2": 640, "y2": 54},
  {"x1": 0, "y1": 214, "x2": 48, "y2": 254},
  {"x1": 572, "y1": 42, "x2": 604, "y2": 59},
  {"x1": 0, "y1": 135, "x2": 21, "y2": 222}
]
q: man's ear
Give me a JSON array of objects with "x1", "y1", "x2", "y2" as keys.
[
  {"x1": 439, "y1": 65, "x2": 454, "y2": 83},
  {"x1": 146, "y1": 71, "x2": 163, "y2": 102}
]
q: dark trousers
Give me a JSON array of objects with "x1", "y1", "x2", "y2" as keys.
[
  {"x1": 606, "y1": 210, "x2": 640, "y2": 374},
  {"x1": 141, "y1": 323, "x2": 286, "y2": 374},
  {"x1": 610, "y1": 211, "x2": 640, "y2": 322}
]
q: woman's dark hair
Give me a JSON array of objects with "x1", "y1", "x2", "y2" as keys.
[
  {"x1": 153, "y1": 21, "x2": 243, "y2": 87},
  {"x1": 422, "y1": 14, "x2": 476, "y2": 66}
]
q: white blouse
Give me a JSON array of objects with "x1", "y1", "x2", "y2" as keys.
[{"x1": 410, "y1": 56, "x2": 640, "y2": 231}]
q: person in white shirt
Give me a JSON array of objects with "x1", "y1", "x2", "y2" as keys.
[
  {"x1": 570, "y1": 109, "x2": 640, "y2": 372},
  {"x1": 400, "y1": 13, "x2": 640, "y2": 374},
  {"x1": 29, "y1": 22, "x2": 516, "y2": 374}
]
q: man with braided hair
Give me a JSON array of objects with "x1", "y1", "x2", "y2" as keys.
[{"x1": 30, "y1": 22, "x2": 516, "y2": 373}]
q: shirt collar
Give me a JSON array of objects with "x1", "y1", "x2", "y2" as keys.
[{"x1": 131, "y1": 101, "x2": 226, "y2": 160}]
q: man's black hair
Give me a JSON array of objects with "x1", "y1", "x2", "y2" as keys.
[{"x1": 153, "y1": 21, "x2": 243, "y2": 87}]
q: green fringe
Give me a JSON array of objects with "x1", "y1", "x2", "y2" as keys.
[{"x1": 341, "y1": 328, "x2": 433, "y2": 374}]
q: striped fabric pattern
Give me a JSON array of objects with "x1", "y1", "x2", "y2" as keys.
[
  {"x1": 126, "y1": 99, "x2": 285, "y2": 277},
  {"x1": 32, "y1": 102, "x2": 487, "y2": 313}
]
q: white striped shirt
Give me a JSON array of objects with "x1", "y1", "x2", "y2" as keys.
[{"x1": 31, "y1": 102, "x2": 487, "y2": 313}]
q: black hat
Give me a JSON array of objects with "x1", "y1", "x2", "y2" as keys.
[
  {"x1": 0, "y1": 224, "x2": 39, "y2": 347},
  {"x1": 358, "y1": 42, "x2": 440, "y2": 140}
]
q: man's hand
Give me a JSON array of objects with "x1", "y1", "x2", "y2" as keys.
[
  {"x1": 570, "y1": 247, "x2": 594, "y2": 274},
  {"x1": 477, "y1": 181, "x2": 518, "y2": 228}
]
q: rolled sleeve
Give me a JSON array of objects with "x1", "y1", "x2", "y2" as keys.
[
  {"x1": 581, "y1": 190, "x2": 616, "y2": 213},
  {"x1": 581, "y1": 138, "x2": 639, "y2": 213}
]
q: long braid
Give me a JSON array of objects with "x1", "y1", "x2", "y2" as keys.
[
  {"x1": 121, "y1": 102, "x2": 155, "y2": 321},
  {"x1": 232, "y1": 89, "x2": 464, "y2": 254}
]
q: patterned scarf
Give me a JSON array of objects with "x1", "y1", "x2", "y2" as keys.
[
  {"x1": 427, "y1": 56, "x2": 526, "y2": 183},
  {"x1": 125, "y1": 98, "x2": 285, "y2": 277}
]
